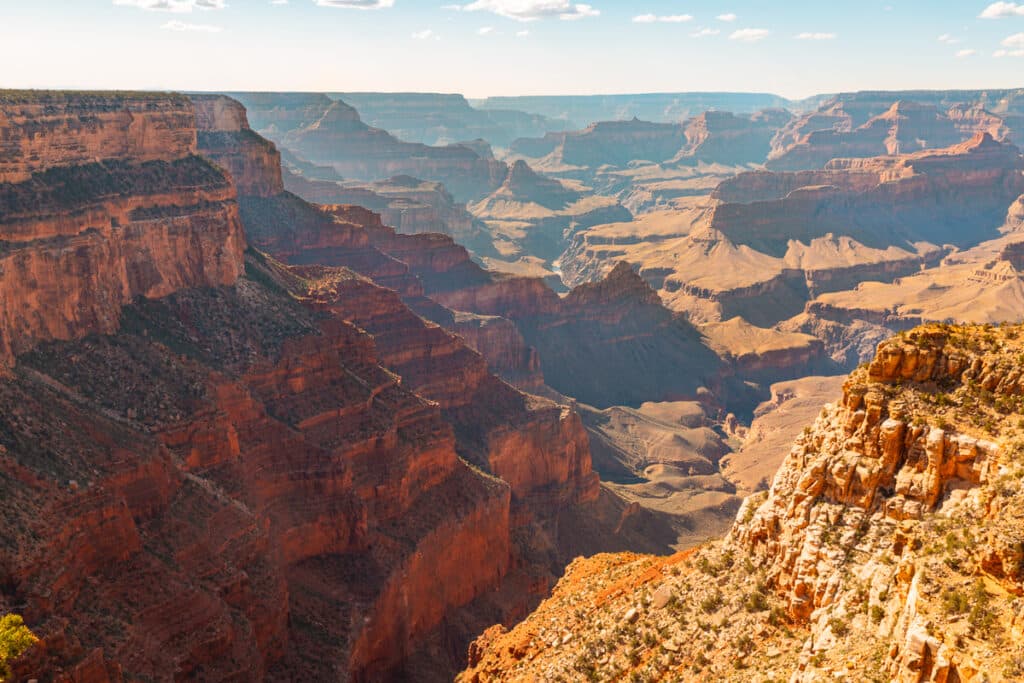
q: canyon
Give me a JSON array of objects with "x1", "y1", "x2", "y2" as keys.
[
  {"x1": 0, "y1": 91, "x2": 634, "y2": 683},
  {"x1": 461, "y1": 324, "x2": 1024, "y2": 681},
  {"x1": 3, "y1": 81, "x2": 1024, "y2": 683},
  {"x1": 229, "y1": 93, "x2": 507, "y2": 202}
]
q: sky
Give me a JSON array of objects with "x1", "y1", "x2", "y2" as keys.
[{"x1": 1, "y1": 1, "x2": 1023, "y2": 99}]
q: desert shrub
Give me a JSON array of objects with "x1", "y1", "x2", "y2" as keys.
[
  {"x1": 744, "y1": 590, "x2": 769, "y2": 613},
  {"x1": 942, "y1": 588, "x2": 970, "y2": 615},
  {"x1": 828, "y1": 616, "x2": 850, "y2": 637},
  {"x1": 700, "y1": 591, "x2": 723, "y2": 614},
  {"x1": 0, "y1": 614, "x2": 37, "y2": 681},
  {"x1": 968, "y1": 581, "x2": 996, "y2": 635}
]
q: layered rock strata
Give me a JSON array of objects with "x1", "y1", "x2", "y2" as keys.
[
  {"x1": 460, "y1": 324, "x2": 1024, "y2": 682},
  {"x1": 0, "y1": 91, "x2": 246, "y2": 368}
]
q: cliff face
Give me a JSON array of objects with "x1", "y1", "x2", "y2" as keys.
[
  {"x1": 0, "y1": 92, "x2": 247, "y2": 369},
  {"x1": 240, "y1": 195, "x2": 596, "y2": 498},
  {"x1": 712, "y1": 134, "x2": 1024, "y2": 256},
  {"x1": 0, "y1": 92, "x2": 197, "y2": 183},
  {"x1": 433, "y1": 263, "x2": 725, "y2": 409},
  {"x1": 561, "y1": 132, "x2": 1010, "y2": 335},
  {"x1": 461, "y1": 324, "x2": 1024, "y2": 682},
  {"x1": 675, "y1": 109, "x2": 791, "y2": 166},
  {"x1": 282, "y1": 169, "x2": 497, "y2": 258},
  {"x1": 193, "y1": 95, "x2": 284, "y2": 197},
  {"x1": 769, "y1": 95, "x2": 1020, "y2": 171},
  {"x1": 2, "y1": 258, "x2": 513, "y2": 682}
]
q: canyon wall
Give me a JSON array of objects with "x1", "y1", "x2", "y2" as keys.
[
  {"x1": 713, "y1": 134, "x2": 1024, "y2": 255},
  {"x1": 0, "y1": 91, "x2": 196, "y2": 183},
  {"x1": 0, "y1": 92, "x2": 246, "y2": 368},
  {"x1": 193, "y1": 94, "x2": 284, "y2": 197},
  {"x1": 461, "y1": 324, "x2": 1024, "y2": 682},
  {"x1": 0, "y1": 91, "x2": 610, "y2": 683}
]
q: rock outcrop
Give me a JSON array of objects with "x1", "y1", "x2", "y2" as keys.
[
  {"x1": 0, "y1": 91, "x2": 197, "y2": 183},
  {"x1": 192, "y1": 94, "x2": 284, "y2": 197},
  {"x1": 467, "y1": 160, "x2": 632, "y2": 269},
  {"x1": 0, "y1": 91, "x2": 247, "y2": 369},
  {"x1": 460, "y1": 324, "x2": 1024, "y2": 682}
]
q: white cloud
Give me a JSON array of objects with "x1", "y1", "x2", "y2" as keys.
[
  {"x1": 996, "y1": 32, "x2": 1024, "y2": 55},
  {"x1": 690, "y1": 27, "x2": 720, "y2": 37},
  {"x1": 559, "y1": 3, "x2": 598, "y2": 20},
  {"x1": 314, "y1": 0, "x2": 394, "y2": 8},
  {"x1": 478, "y1": 25, "x2": 494, "y2": 34},
  {"x1": 729, "y1": 28, "x2": 769, "y2": 42},
  {"x1": 1003, "y1": 32, "x2": 1024, "y2": 48},
  {"x1": 796, "y1": 32, "x2": 836, "y2": 40},
  {"x1": 956, "y1": 48, "x2": 977, "y2": 57},
  {"x1": 161, "y1": 19, "x2": 222, "y2": 31},
  {"x1": 633, "y1": 13, "x2": 692, "y2": 23},
  {"x1": 516, "y1": 29, "x2": 530, "y2": 36},
  {"x1": 937, "y1": 33, "x2": 962, "y2": 44},
  {"x1": 980, "y1": 2, "x2": 1024, "y2": 18},
  {"x1": 113, "y1": 0, "x2": 225, "y2": 11},
  {"x1": 716, "y1": 13, "x2": 736, "y2": 22},
  {"x1": 270, "y1": 0, "x2": 288, "y2": 4},
  {"x1": 412, "y1": 28, "x2": 439, "y2": 39},
  {"x1": 449, "y1": 0, "x2": 599, "y2": 21}
]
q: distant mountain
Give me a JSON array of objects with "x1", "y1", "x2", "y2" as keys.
[
  {"x1": 330, "y1": 92, "x2": 575, "y2": 147},
  {"x1": 473, "y1": 92, "x2": 827, "y2": 126}
]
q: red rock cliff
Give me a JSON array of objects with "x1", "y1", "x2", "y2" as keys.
[
  {"x1": 0, "y1": 91, "x2": 197, "y2": 183},
  {"x1": 193, "y1": 94, "x2": 285, "y2": 197},
  {"x1": 0, "y1": 92, "x2": 246, "y2": 369}
]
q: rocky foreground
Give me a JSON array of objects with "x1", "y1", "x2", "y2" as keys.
[{"x1": 461, "y1": 324, "x2": 1024, "y2": 682}]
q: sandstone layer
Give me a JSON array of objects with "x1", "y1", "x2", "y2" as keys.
[
  {"x1": 0, "y1": 92, "x2": 247, "y2": 369},
  {"x1": 460, "y1": 324, "x2": 1024, "y2": 682}
]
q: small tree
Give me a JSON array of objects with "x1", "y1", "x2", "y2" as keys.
[{"x1": 0, "y1": 614, "x2": 38, "y2": 681}]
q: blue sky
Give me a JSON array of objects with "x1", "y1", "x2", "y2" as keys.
[{"x1": 1, "y1": 1, "x2": 1023, "y2": 98}]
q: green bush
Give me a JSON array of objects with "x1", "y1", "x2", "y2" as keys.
[{"x1": 0, "y1": 614, "x2": 38, "y2": 681}]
